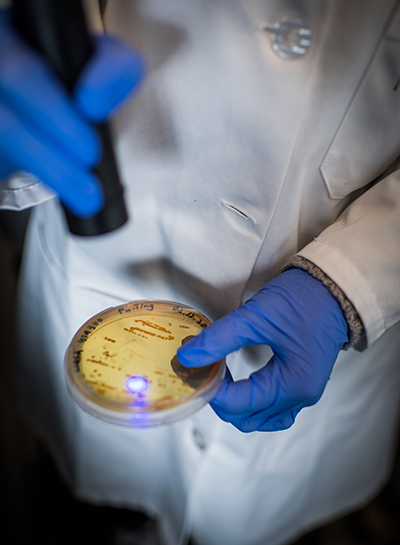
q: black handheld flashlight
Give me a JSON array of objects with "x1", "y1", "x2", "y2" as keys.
[{"x1": 12, "y1": 0, "x2": 128, "y2": 236}]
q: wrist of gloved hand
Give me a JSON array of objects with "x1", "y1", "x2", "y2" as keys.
[
  {"x1": 283, "y1": 256, "x2": 367, "y2": 351},
  {"x1": 177, "y1": 268, "x2": 349, "y2": 432}
]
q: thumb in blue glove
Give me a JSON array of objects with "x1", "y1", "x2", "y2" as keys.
[
  {"x1": 177, "y1": 268, "x2": 349, "y2": 432},
  {"x1": 0, "y1": 9, "x2": 144, "y2": 216}
]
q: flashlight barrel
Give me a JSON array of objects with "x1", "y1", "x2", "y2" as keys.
[{"x1": 12, "y1": 0, "x2": 128, "y2": 236}]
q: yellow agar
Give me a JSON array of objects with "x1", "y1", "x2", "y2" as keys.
[{"x1": 79, "y1": 310, "x2": 210, "y2": 408}]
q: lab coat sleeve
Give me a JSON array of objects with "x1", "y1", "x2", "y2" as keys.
[
  {"x1": 0, "y1": 173, "x2": 55, "y2": 210},
  {"x1": 292, "y1": 169, "x2": 400, "y2": 348}
]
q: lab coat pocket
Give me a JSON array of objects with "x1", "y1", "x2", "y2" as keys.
[{"x1": 321, "y1": 14, "x2": 400, "y2": 200}]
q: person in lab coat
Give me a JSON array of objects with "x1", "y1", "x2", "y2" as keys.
[{"x1": 1, "y1": 1, "x2": 400, "y2": 545}]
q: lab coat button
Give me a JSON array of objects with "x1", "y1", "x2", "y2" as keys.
[
  {"x1": 192, "y1": 427, "x2": 207, "y2": 450},
  {"x1": 265, "y1": 16, "x2": 312, "y2": 59}
]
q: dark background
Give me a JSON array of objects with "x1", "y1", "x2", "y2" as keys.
[{"x1": 1, "y1": 210, "x2": 400, "y2": 545}]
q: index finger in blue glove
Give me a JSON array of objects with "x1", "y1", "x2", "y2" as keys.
[{"x1": 176, "y1": 308, "x2": 266, "y2": 367}]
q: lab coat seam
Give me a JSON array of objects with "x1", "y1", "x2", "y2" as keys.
[
  {"x1": 296, "y1": 404, "x2": 341, "y2": 531},
  {"x1": 37, "y1": 220, "x2": 70, "y2": 285},
  {"x1": 177, "y1": 447, "x2": 214, "y2": 545},
  {"x1": 242, "y1": 28, "x2": 324, "y2": 289},
  {"x1": 68, "y1": 285, "x2": 127, "y2": 303}
]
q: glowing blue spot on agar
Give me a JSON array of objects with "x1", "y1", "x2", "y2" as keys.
[{"x1": 126, "y1": 375, "x2": 148, "y2": 393}]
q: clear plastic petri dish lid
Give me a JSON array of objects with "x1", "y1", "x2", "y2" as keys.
[{"x1": 64, "y1": 299, "x2": 225, "y2": 427}]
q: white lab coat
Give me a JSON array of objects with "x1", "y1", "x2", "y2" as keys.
[{"x1": 3, "y1": 1, "x2": 400, "y2": 544}]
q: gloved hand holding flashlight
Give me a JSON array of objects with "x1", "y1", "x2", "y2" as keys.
[
  {"x1": 0, "y1": 9, "x2": 143, "y2": 217},
  {"x1": 177, "y1": 268, "x2": 349, "y2": 432}
]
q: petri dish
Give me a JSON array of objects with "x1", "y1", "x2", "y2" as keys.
[{"x1": 64, "y1": 299, "x2": 225, "y2": 427}]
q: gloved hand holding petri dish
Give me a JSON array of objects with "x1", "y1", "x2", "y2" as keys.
[{"x1": 64, "y1": 300, "x2": 225, "y2": 427}]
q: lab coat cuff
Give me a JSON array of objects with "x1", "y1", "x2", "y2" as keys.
[
  {"x1": 0, "y1": 172, "x2": 55, "y2": 210},
  {"x1": 283, "y1": 255, "x2": 367, "y2": 352}
]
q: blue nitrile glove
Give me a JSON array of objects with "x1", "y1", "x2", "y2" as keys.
[
  {"x1": 177, "y1": 268, "x2": 349, "y2": 432},
  {"x1": 0, "y1": 9, "x2": 144, "y2": 216}
]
